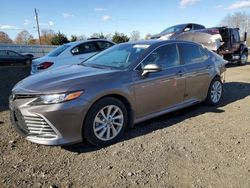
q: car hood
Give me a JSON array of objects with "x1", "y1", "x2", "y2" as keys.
[{"x1": 12, "y1": 65, "x2": 121, "y2": 94}]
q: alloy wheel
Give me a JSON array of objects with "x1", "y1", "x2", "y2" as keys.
[
  {"x1": 93, "y1": 105, "x2": 124, "y2": 141},
  {"x1": 210, "y1": 81, "x2": 222, "y2": 104}
]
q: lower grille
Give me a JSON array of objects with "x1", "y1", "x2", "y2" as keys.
[{"x1": 14, "y1": 110, "x2": 57, "y2": 139}]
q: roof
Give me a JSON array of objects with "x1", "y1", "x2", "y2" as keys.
[{"x1": 65, "y1": 39, "x2": 115, "y2": 46}]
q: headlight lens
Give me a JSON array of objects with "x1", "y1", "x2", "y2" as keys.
[{"x1": 31, "y1": 91, "x2": 83, "y2": 105}]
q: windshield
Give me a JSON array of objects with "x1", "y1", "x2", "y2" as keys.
[
  {"x1": 47, "y1": 44, "x2": 70, "y2": 57},
  {"x1": 160, "y1": 24, "x2": 186, "y2": 34},
  {"x1": 83, "y1": 43, "x2": 150, "y2": 69}
]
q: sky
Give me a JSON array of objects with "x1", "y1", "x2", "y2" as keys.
[{"x1": 1, "y1": 0, "x2": 250, "y2": 40}]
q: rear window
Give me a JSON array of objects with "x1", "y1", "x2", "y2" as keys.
[{"x1": 47, "y1": 45, "x2": 70, "y2": 57}]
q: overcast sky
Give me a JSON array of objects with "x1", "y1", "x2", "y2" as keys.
[{"x1": 1, "y1": 0, "x2": 250, "y2": 39}]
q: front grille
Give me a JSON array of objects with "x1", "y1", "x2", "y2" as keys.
[
  {"x1": 12, "y1": 94, "x2": 37, "y2": 100},
  {"x1": 14, "y1": 111, "x2": 57, "y2": 139}
]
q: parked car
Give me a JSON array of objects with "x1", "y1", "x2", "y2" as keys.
[
  {"x1": 175, "y1": 27, "x2": 248, "y2": 65},
  {"x1": 150, "y1": 23, "x2": 205, "y2": 40},
  {"x1": 31, "y1": 39, "x2": 115, "y2": 74},
  {"x1": 9, "y1": 40, "x2": 226, "y2": 147},
  {"x1": 0, "y1": 50, "x2": 32, "y2": 66}
]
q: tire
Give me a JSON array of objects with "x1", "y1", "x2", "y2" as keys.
[
  {"x1": 83, "y1": 97, "x2": 128, "y2": 147},
  {"x1": 237, "y1": 51, "x2": 248, "y2": 66},
  {"x1": 206, "y1": 77, "x2": 223, "y2": 106}
]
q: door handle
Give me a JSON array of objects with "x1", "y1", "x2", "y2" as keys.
[
  {"x1": 79, "y1": 57, "x2": 85, "y2": 60},
  {"x1": 176, "y1": 70, "x2": 184, "y2": 76}
]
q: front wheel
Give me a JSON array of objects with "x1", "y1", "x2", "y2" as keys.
[
  {"x1": 83, "y1": 97, "x2": 128, "y2": 147},
  {"x1": 206, "y1": 77, "x2": 223, "y2": 106}
]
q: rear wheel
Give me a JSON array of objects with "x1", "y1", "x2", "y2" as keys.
[
  {"x1": 206, "y1": 77, "x2": 223, "y2": 106},
  {"x1": 83, "y1": 97, "x2": 128, "y2": 147},
  {"x1": 237, "y1": 51, "x2": 248, "y2": 65}
]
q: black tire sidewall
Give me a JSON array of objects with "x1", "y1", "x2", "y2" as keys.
[
  {"x1": 206, "y1": 77, "x2": 223, "y2": 106},
  {"x1": 238, "y1": 52, "x2": 248, "y2": 65},
  {"x1": 83, "y1": 97, "x2": 128, "y2": 147}
]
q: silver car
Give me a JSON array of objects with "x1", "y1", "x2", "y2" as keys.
[{"x1": 9, "y1": 40, "x2": 226, "y2": 147}]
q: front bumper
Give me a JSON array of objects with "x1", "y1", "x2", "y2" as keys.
[{"x1": 9, "y1": 95, "x2": 91, "y2": 145}]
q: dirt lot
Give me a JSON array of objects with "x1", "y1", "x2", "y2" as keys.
[{"x1": 0, "y1": 64, "x2": 250, "y2": 188}]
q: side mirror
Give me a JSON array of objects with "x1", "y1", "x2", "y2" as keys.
[{"x1": 141, "y1": 64, "x2": 162, "y2": 77}]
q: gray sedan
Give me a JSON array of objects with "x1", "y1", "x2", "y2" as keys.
[{"x1": 9, "y1": 40, "x2": 227, "y2": 147}]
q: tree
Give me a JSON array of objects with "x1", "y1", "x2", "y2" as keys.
[
  {"x1": 112, "y1": 32, "x2": 129, "y2": 43},
  {"x1": 219, "y1": 12, "x2": 250, "y2": 35},
  {"x1": 51, "y1": 32, "x2": 69, "y2": 45},
  {"x1": 91, "y1": 32, "x2": 106, "y2": 39},
  {"x1": 15, "y1": 30, "x2": 33, "y2": 44},
  {"x1": 145, "y1": 33, "x2": 152, "y2": 40},
  {"x1": 70, "y1": 35, "x2": 77, "y2": 42},
  {"x1": 41, "y1": 29, "x2": 55, "y2": 45},
  {"x1": 77, "y1": 35, "x2": 87, "y2": 41},
  {"x1": 0, "y1": 31, "x2": 13, "y2": 43},
  {"x1": 130, "y1": 30, "x2": 140, "y2": 41}
]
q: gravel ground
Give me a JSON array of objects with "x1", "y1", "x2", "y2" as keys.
[{"x1": 0, "y1": 64, "x2": 250, "y2": 188}]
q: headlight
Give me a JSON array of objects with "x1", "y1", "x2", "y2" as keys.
[{"x1": 30, "y1": 91, "x2": 84, "y2": 105}]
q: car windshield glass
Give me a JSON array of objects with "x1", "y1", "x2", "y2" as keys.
[
  {"x1": 47, "y1": 45, "x2": 70, "y2": 57},
  {"x1": 83, "y1": 43, "x2": 150, "y2": 69},
  {"x1": 160, "y1": 24, "x2": 185, "y2": 34}
]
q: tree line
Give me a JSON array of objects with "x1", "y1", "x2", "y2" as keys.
[
  {"x1": 1, "y1": 11, "x2": 250, "y2": 46},
  {"x1": 0, "y1": 29, "x2": 145, "y2": 45}
]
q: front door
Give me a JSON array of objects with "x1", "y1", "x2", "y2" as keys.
[{"x1": 133, "y1": 44, "x2": 185, "y2": 118}]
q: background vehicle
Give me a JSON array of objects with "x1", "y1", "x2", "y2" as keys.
[
  {"x1": 150, "y1": 23, "x2": 205, "y2": 40},
  {"x1": 0, "y1": 50, "x2": 32, "y2": 66},
  {"x1": 176, "y1": 27, "x2": 248, "y2": 65},
  {"x1": 10, "y1": 40, "x2": 226, "y2": 147},
  {"x1": 31, "y1": 39, "x2": 115, "y2": 74}
]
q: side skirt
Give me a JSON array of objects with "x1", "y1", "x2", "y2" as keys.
[{"x1": 134, "y1": 99, "x2": 200, "y2": 124}]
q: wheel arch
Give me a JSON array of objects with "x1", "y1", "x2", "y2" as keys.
[{"x1": 82, "y1": 93, "x2": 135, "y2": 139}]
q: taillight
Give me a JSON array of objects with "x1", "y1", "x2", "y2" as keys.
[{"x1": 37, "y1": 62, "x2": 54, "y2": 70}]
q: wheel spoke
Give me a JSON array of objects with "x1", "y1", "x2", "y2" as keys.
[
  {"x1": 107, "y1": 106, "x2": 113, "y2": 117},
  {"x1": 111, "y1": 108, "x2": 119, "y2": 117},
  {"x1": 113, "y1": 115, "x2": 123, "y2": 120},
  {"x1": 113, "y1": 122, "x2": 123, "y2": 127},
  {"x1": 94, "y1": 124, "x2": 106, "y2": 132},
  {"x1": 98, "y1": 128, "x2": 107, "y2": 138},
  {"x1": 100, "y1": 109, "x2": 107, "y2": 120},
  {"x1": 110, "y1": 125, "x2": 117, "y2": 136},
  {"x1": 94, "y1": 116, "x2": 104, "y2": 124},
  {"x1": 106, "y1": 127, "x2": 111, "y2": 139}
]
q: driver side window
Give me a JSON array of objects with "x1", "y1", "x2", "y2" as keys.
[{"x1": 141, "y1": 44, "x2": 179, "y2": 70}]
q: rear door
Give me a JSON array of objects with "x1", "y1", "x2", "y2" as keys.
[
  {"x1": 133, "y1": 43, "x2": 186, "y2": 118},
  {"x1": 71, "y1": 42, "x2": 99, "y2": 63},
  {"x1": 178, "y1": 43, "x2": 211, "y2": 102}
]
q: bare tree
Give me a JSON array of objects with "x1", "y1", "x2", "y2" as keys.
[
  {"x1": 144, "y1": 33, "x2": 152, "y2": 40},
  {"x1": 219, "y1": 12, "x2": 250, "y2": 35},
  {"x1": 130, "y1": 30, "x2": 140, "y2": 41},
  {"x1": 41, "y1": 29, "x2": 55, "y2": 45},
  {"x1": 15, "y1": 30, "x2": 34, "y2": 44},
  {"x1": 77, "y1": 35, "x2": 87, "y2": 41},
  {"x1": 0, "y1": 31, "x2": 13, "y2": 43}
]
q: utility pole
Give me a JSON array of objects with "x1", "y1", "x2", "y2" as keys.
[{"x1": 34, "y1": 8, "x2": 42, "y2": 45}]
